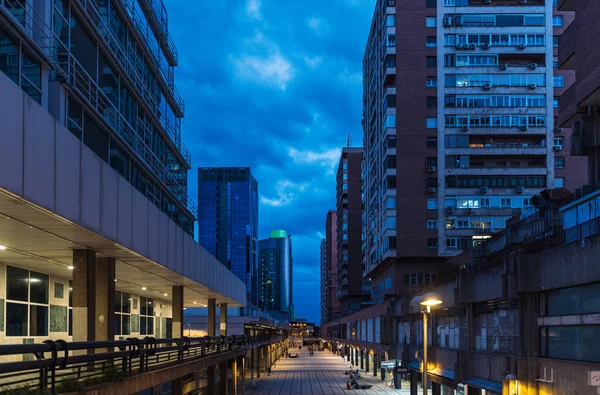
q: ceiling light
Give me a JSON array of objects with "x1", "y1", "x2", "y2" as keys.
[
  {"x1": 142, "y1": 287, "x2": 147, "y2": 290},
  {"x1": 193, "y1": 301, "x2": 197, "y2": 304},
  {"x1": 114, "y1": 279, "x2": 117, "y2": 282},
  {"x1": 67, "y1": 266, "x2": 74, "y2": 270},
  {"x1": 0, "y1": 245, "x2": 6, "y2": 250},
  {"x1": 164, "y1": 293, "x2": 168, "y2": 296}
]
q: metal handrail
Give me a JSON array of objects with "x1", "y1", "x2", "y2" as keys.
[
  {"x1": 0, "y1": 335, "x2": 283, "y2": 393},
  {"x1": 136, "y1": 0, "x2": 179, "y2": 65}
]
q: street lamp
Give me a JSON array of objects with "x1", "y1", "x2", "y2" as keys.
[
  {"x1": 411, "y1": 292, "x2": 443, "y2": 395},
  {"x1": 504, "y1": 373, "x2": 518, "y2": 395}
]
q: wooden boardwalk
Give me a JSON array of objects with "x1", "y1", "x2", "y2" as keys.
[{"x1": 246, "y1": 349, "x2": 413, "y2": 395}]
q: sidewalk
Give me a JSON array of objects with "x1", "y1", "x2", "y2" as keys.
[{"x1": 246, "y1": 349, "x2": 419, "y2": 394}]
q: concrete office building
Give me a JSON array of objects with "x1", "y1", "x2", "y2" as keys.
[
  {"x1": 198, "y1": 167, "x2": 259, "y2": 308},
  {"x1": 258, "y1": 231, "x2": 294, "y2": 321},
  {"x1": 0, "y1": 0, "x2": 244, "y2": 367}
]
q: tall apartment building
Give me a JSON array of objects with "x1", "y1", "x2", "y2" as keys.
[
  {"x1": 258, "y1": 231, "x2": 294, "y2": 321},
  {"x1": 336, "y1": 148, "x2": 368, "y2": 314},
  {"x1": 363, "y1": 0, "x2": 586, "y2": 270},
  {"x1": 198, "y1": 167, "x2": 259, "y2": 307},
  {"x1": 320, "y1": 238, "x2": 328, "y2": 326},
  {"x1": 322, "y1": 211, "x2": 341, "y2": 324},
  {"x1": 559, "y1": 0, "x2": 600, "y2": 188}
]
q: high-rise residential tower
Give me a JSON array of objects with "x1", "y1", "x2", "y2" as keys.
[
  {"x1": 336, "y1": 148, "x2": 369, "y2": 314},
  {"x1": 321, "y1": 210, "x2": 341, "y2": 324},
  {"x1": 362, "y1": 0, "x2": 586, "y2": 278},
  {"x1": 320, "y1": 238, "x2": 327, "y2": 326},
  {"x1": 258, "y1": 230, "x2": 294, "y2": 321},
  {"x1": 198, "y1": 167, "x2": 259, "y2": 307}
]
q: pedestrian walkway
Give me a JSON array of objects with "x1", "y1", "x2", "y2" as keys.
[{"x1": 246, "y1": 349, "x2": 416, "y2": 395}]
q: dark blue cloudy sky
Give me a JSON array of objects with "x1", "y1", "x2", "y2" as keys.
[{"x1": 166, "y1": 0, "x2": 373, "y2": 323}]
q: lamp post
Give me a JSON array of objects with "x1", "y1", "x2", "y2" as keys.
[{"x1": 410, "y1": 292, "x2": 443, "y2": 395}]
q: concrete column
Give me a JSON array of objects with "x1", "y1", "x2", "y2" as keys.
[
  {"x1": 231, "y1": 358, "x2": 238, "y2": 395},
  {"x1": 366, "y1": 352, "x2": 370, "y2": 373},
  {"x1": 240, "y1": 356, "x2": 246, "y2": 395},
  {"x1": 72, "y1": 250, "x2": 115, "y2": 344},
  {"x1": 172, "y1": 285, "x2": 184, "y2": 338},
  {"x1": 351, "y1": 348, "x2": 354, "y2": 365},
  {"x1": 432, "y1": 382, "x2": 441, "y2": 395},
  {"x1": 220, "y1": 303, "x2": 228, "y2": 336},
  {"x1": 208, "y1": 298, "x2": 216, "y2": 337},
  {"x1": 256, "y1": 347, "x2": 261, "y2": 379},
  {"x1": 410, "y1": 371, "x2": 418, "y2": 395},
  {"x1": 374, "y1": 354, "x2": 378, "y2": 377},
  {"x1": 207, "y1": 365, "x2": 216, "y2": 395},
  {"x1": 360, "y1": 350, "x2": 364, "y2": 370},
  {"x1": 250, "y1": 348, "x2": 255, "y2": 382},
  {"x1": 220, "y1": 361, "x2": 228, "y2": 395}
]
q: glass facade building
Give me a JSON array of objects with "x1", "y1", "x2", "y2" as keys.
[
  {"x1": 198, "y1": 167, "x2": 259, "y2": 307},
  {"x1": 0, "y1": 0, "x2": 194, "y2": 234},
  {"x1": 258, "y1": 231, "x2": 293, "y2": 321}
]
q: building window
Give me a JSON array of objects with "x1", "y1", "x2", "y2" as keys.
[
  {"x1": 553, "y1": 98, "x2": 559, "y2": 108},
  {"x1": 540, "y1": 326, "x2": 600, "y2": 363},
  {"x1": 115, "y1": 291, "x2": 131, "y2": 336},
  {"x1": 6, "y1": 266, "x2": 49, "y2": 337},
  {"x1": 426, "y1": 36, "x2": 437, "y2": 47},
  {"x1": 426, "y1": 77, "x2": 437, "y2": 88},
  {"x1": 404, "y1": 273, "x2": 435, "y2": 286},
  {"x1": 427, "y1": 219, "x2": 438, "y2": 230},
  {"x1": 68, "y1": 280, "x2": 73, "y2": 337},
  {"x1": 426, "y1": 0, "x2": 436, "y2": 7},
  {"x1": 554, "y1": 177, "x2": 565, "y2": 188},
  {"x1": 374, "y1": 317, "x2": 381, "y2": 344},
  {"x1": 555, "y1": 157, "x2": 565, "y2": 168},
  {"x1": 426, "y1": 56, "x2": 437, "y2": 68},
  {"x1": 0, "y1": 27, "x2": 42, "y2": 104},
  {"x1": 553, "y1": 56, "x2": 558, "y2": 68},
  {"x1": 426, "y1": 97, "x2": 437, "y2": 108},
  {"x1": 554, "y1": 76, "x2": 565, "y2": 88},
  {"x1": 475, "y1": 309, "x2": 519, "y2": 354},
  {"x1": 426, "y1": 118, "x2": 437, "y2": 129},
  {"x1": 427, "y1": 198, "x2": 438, "y2": 210},
  {"x1": 436, "y1": 315, "x2": 463, "y2": 349},
  {"x1": 552, "y1": 16, "x2": 563, "y2": 27},
  {"x1": 385, "y1": 277, "x2": 393, "y2": 289},
  {"x1": 386, "y1": 14, "x2": 396, "y2": 27},
  {"x1": 426, "y1": 17, "x2": 436, "y2": 27},
  {"x1": 553, "y1": 36, "x2": 559, "y2": 47},
  {"x1": 426, "y1": 137, "x2": 437, "y2": 147},
  {"x1": 427, "y1": 239, "x2": 438, "y2": 249},
  {"x1": 140, "y1": 297, "x2": 154, "y2": 335}
]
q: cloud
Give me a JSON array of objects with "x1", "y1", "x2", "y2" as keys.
[
  {"x1": 246, "y1": 0, "x2": 261, "y2": 20},
  {"x1": 232, "y1": 52, "x2": 294, "y2": 91},
  {"x1": 165, "y1": 0, "x2": 374, "y2": 323}
]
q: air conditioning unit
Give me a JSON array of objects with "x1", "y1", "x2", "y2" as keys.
[
  {"x1": 500, "y1": 64, "x2": 509, "y2": 70},
  {"x1": 467, "y1": 207, "x2": 474, "y2": 214},
  {"x1": 462, "y1": 126, "x2": 470, "y2": 132},
  {"x1": 529, "y1": 84, "x2": 537, "y2": 90},
  {"x1": 480, "y1": 186, "x2": 488, "y2": 194},
  {"x1": 454, "y1": 16, "x2": 463, "y2": 26},
  {"x1": 518, "y1": 43, "x2": 527, "y2": 50},
  {"x1": 446, "y1": 206, "x2": 454, "y2": 214},
  {"x1": 521, "y1": 126, "x2": 529, "y2": 132},
  {"x1": 456, "y1": 43, "x2": 465, "y2": 50},
  {"x1": 483, "y1": 83, "x2": 492, "y2": 90},
  {"x1": 517, "y1": 186, "x2": 525, "y2": 194},
  {"x1": 428, "y1": 166, "x2": 437, "y2": 172},
  {"x1": 428, "y1": 187, "x2": 437, "y2": 193},
  {"x1": 530, "y1": 63, "x2": 538, "y2": 69},
  {"x1": 469, "y1": 43, "x2": 476, "y2": 50},
  {"x1": 555, "y1": 127, "x2": 564, "y2": 133},
  {"x1": 443, "y1": 16, "x2": 454, "y2": 27},
  {"x1": 483, "y1": 42, "x2": 491, "y2": 49}
]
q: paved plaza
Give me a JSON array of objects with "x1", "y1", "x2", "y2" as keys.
[{"x1": 246, "y1": 349, "x2": 420, "y2": 395}]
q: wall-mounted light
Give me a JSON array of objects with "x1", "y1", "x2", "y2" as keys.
[
  {"x1": 0, "y1": 245, "x2": 7, "y2": 250},
  {"x1": 67, "y1": 266, "x2": 74, "y2": 270}
]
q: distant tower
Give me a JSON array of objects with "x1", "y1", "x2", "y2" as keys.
[{"x1": 258, "y1": 231, "x2": 293, "y2": 320}]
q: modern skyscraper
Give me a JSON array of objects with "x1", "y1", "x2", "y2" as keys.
[
  {"x1": 362, "y1": 0, "x2": 586, "y2": 279},
  {"x1": 258, "y1": 230, "x2": 293, "y2": 321},
  {"x1": 336, "y1": 148, "x2": 368, "y2": 314},
  {"x1": 321, "y1": 210, "x2": 341, "y2": 325},
  {"x1": 198, "y1": 167, "x2": 259, "y2": 307}
]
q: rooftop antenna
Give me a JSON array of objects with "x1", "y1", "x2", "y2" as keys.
[{"x1": 347, "y1": 133, "x2": 351, "y2": 148}]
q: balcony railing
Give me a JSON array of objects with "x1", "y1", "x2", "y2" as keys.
[
  {"x1": 135, "y1": 0, "x2": 179, "y2": 65},
  {"x1": 0, "y1": 335, "x2": 280, "y2": 393}
]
